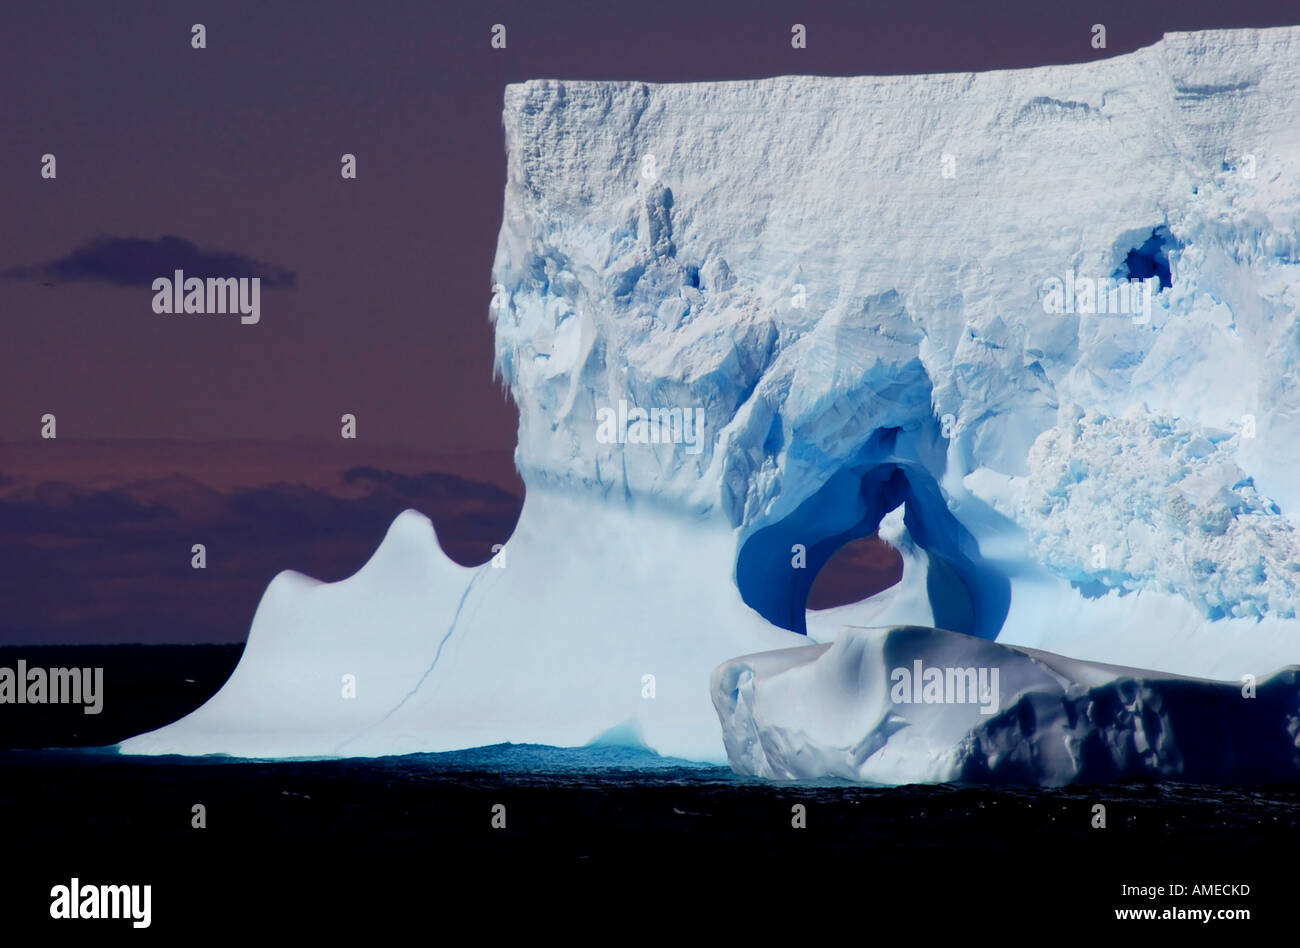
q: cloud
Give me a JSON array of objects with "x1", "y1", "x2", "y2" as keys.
[
  {"x1": 0, "y1": 469, "x2": 522, "y2": 644},
  {"x1": 341, "y1": 467, "x2": 521, "y2": 505},
  {"x1": 1, "y1": 235, "x2": 296, "y2": 288}
]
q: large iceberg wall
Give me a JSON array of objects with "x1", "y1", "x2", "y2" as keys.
[
  {"x1": 123, "y1": 27, "x2": 1300, "y2": 768},
  {"x1": 493, "y1": 25, "x2": 1300, "y2": 671}
]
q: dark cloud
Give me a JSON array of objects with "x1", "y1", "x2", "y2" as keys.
[
  {"x1": 342, "y1": 467, "x2": 522, "y2": 505},
  {"x1": 1, "y1": 235, "x2": 296, "y2": 288},
  {"x1": 0, "y1": 470, "x2": 522, "y2": 644}
]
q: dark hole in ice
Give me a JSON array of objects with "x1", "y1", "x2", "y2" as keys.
[
  {"x1": 735, "y1": 429, "x2": 1010, "y2": 638},
  {"x1": 1117, "y1": 225, "x2": 1179, "y2": 290},
  {"x1": 762, "y1": 415, "x2": 783, "y2": 456},
  {"x1": 805, "y1": 534, "x2": 904, "y2": 611}
]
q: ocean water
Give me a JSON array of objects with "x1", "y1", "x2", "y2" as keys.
[
  {"x1": 2, "y1": 645, "x2": 1294, "y2": 930},
  {"x1": 1, "y1": 741, "x2": 1295, "y2": 932}
]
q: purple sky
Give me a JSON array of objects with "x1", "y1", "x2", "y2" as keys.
[{"x1": 1, "y1": 0, "x2": 1294, "y2": 641}]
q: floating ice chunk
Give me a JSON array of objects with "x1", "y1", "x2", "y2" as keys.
[{"x1": 711, "y1": 625, "x2": 1300, "y2": 785}]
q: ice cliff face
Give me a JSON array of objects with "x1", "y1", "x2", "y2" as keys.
[
  {"x1": 123, "y1": 27, "x2": 1300, "y2": 780},
  {"x1": 493, "y1": 26, "x2": 1300, "y2": 653}
]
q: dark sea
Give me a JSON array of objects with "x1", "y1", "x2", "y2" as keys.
[{"x1": 0, "y1": 645, "x2": 1293, "y2": 933}]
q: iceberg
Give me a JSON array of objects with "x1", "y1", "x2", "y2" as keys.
[
  {"x1": 123, "y1": 26, "x2": 1300, "y2": 782},
  {"x1": 711, "y1": 625, "x2": 1300, "y2": 786}
]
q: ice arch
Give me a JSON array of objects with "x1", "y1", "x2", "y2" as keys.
[{"x1": 734, "y1": 427, "x2": 1010, "y2": 639}]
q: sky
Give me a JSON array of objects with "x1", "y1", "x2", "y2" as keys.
[{"x1": 1, "y1": 0, "x2": 1295, "y2": 642}]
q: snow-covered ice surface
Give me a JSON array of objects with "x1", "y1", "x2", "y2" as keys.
[{"x1": 124, "y1": 27, "x2": 1300, "y2": 781}]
